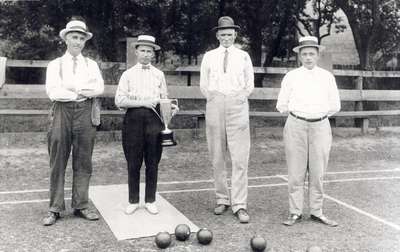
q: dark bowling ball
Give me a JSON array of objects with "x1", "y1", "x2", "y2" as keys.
[
  {"x1": 175, "y1": 224, "x2": 191, "y2": 241},
  {"x1": 196, "y1": 228, "x2": 213, "y2": 245},
  {"x1": 250, "y1": 235, "x2": 267, "y2": 252},
  {"x1": 307, "y1": 246, "x2": 322, "y2": 252},
  {"x1": 155, "y1": 231, "x2": 171, "y2": 249}
]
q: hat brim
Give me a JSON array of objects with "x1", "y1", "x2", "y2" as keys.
[
  {"x1": 59, "y1": 28, "x2": 93, "y2": 41},
  {"x1": 293, "y1": 44, "x2": 325, "y2": 53},
  {"x1": 212, "y1": 25, "x2": 240, "y2": 31},
  {"x1": 133, "y1": 42, "x2": 161, "y2": 51}
]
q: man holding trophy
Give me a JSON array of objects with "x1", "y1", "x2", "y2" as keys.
[{"x1": 115, "y1": 35, "x2": 178, "y2": 215}]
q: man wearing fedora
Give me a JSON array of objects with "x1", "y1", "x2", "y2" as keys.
[
  {"x1": 276, "y1": 36, "x2": 340, "y2": 227},
  {"x1": 43, "y1": 17, "x2": 104, "y2": 226},
  {"x1": 115, "y1": 35, "x2": 177, "y2": 215},
  {"x1": 200, "y1": 16, "x2": 254, "y2": 223}
]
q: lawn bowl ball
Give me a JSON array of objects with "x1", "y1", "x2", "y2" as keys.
[
  {"x1": 250, "y1": 235, "x2": 267, "y2": 251},
  {"x1": 175, "y1": 224, "x2": 191, "y2": 241},
  {"x1": 307, "y1": 245, "x2": 322, "y2": 252},
  {"x1": 196, "y1": 228, "x2": 213, "y2": 245},
  {"x1": 155, "y1": 232, "x2": 171, "y2": 249}
]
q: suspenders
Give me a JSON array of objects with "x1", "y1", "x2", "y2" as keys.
[{"x1": 49, "y1": 56, "x2": 101, "y2": 127}]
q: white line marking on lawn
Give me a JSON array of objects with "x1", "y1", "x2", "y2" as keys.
[
  {"x1": 325, "y1": 177, "x2": 400, "y2": 183},
  {"x1": 277, "y1": 175, "x2": 400, "y2": 231},
  {"x1": 0, "y1": 198, "x2": 70, "y2": 205},
  {"x1": 0, "y1": 188, "x2": 71, "y2": 195},
  {"x1": 326, "y1": 169, "x2": 400, "y2": 175},
  {"x1": 158, "y1": 182, "x2": 288, "y2": 194},
  {"x1": 325, "y1": 194, "x2": 400, "y2": 231}
]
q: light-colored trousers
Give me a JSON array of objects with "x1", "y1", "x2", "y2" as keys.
[
  {"x1": 283, "y1": 115, "x2": 332, "y2": 217},
  {"x1": 205, "y1": 92, "x2": 250, "y2": 213}
]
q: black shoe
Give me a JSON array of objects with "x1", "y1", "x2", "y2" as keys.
[
  {"x1": 73, "y1": 209, "x2": 99, "y2": 221},
  {"x1": 282, "y1": 214, "x2": 302, "y2": 226},
  {"x1": 310, "y1": 215, "x2": 338, "y2": 227},
  {"x1": 43, "y1": 212, "x2": 60, "y2": 226}
]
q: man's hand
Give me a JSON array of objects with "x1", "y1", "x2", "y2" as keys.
[
  {"x1": 171, "y1": 103, "x2": 179, "y2": 117},
  {"x1": 141, "y1": 99, "x2": 158, "y2": 109}
]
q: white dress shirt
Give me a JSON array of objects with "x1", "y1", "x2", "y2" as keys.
[
  {"x1": 200, "y1": 45, "x2": 254, "y2": 98},
  {"x1": 276, "y1": 66, "x2": 341, "y2": 118},
  {"x1": 115, "y1": 63, "x2": 168, "y2": 108},
  {"x1": 45, "y1": 52, "x2": 104, "y2": 102}
]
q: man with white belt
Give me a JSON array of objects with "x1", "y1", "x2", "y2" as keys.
[
  {"x1": 200, "y1": 16, "x2": 254, "y2": 223},
  {"x1": 276, "y1": 36, "x2": 340, "y2": 227}
]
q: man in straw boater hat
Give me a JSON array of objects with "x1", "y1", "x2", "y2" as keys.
[
  {"x1": 115, "y1": 35, "x2": 178, "y2": 215},
  {"x1": 43, "y1": 17, "x2": 104, "y2": 226},
  {"x1": 276, "y1": 36, "x2": 340, "y2": 227},
  {"x1": 200, "y1": 16, "x2": 254, "y2": 223}
]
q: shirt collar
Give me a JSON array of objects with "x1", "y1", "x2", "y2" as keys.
[
  {"x1": 301, "y1": 65, "x2": 319, "y2": 73},
  {"x1": 64, "y1": 51, "x2": 84, "y2": 61},
  {"x1": 218, "y1": 45, "x2": 235, "y2": 53},
  {"x1": 135, "y1": 63, "x2": 152, "y2": 69}
]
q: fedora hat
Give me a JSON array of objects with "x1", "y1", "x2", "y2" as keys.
[
  {"x1": 292, "y1": 36, "x2": 325, "y2": 53},
  {"x1": 212, "y1": 16, "x2": 240, "y2": 31},
  {"x1": 132, "y1": 35, "x2": 161, "y2": 51},
  {"x1": 59, "y1": 20, "x2": 93, "y2": 41}
]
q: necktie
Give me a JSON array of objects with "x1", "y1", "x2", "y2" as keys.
[
  {"x1": 72, "y1": 56, "x2": 77, "y2": 74},
  {"x1": 142, "y1": 65, "x2": 150, "y2": 70},
  {"x1": 223, "y1": 49, "x2": 228, "y2": 73}
]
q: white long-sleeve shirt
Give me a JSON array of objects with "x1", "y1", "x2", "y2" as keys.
[
  {"x1": 115, "y1": 63, "x2": 168, "y2": 108},
  {"x1": 276, "y1": 66, "x2": 341, "y2": 118},
  {"x1": 200, "y1": 45, "x2": 254, "y2": 98},
  {"x1": 45, "y1": 52, "x2": 104, "y2": 102}
]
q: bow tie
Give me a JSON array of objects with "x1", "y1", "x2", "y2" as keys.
[{"x1": 142, "y1": 65, "x2": 150, "y2": 70}]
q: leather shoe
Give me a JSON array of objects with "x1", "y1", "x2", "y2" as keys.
[
  {"x1": 235, "y1": 208, "x2": 250, "y2": 223},
  {"x1": 282, "y1": 214, "x2": 302, "y2": 226},
  {"x1": 214, "y1": 204, "x2": 229, "y2": 215},
  {"x1": 73, "y1": 209, "x2": 99, "y2": 221},
  {"x1": 43, "y1": 211, "x2": 60, "y2": 226},
  {"x1": 310, "y1": 215, "x2": 338, "y2": 227}
]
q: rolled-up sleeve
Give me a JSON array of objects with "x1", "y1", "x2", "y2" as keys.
[
  {"x1": 243, "y1": 53, "x2": 254, "y2": 97},
  {"x1": 276, "y1": 73, "x2": 291, "y2": 113},
  {"x1": 200, "y1": 53, "x2": 210, "y2": 98},
  {"x1": 327, "y1": 74, "x2": 341, "y2": 116},
  {"x1": 45, "y1": 60, "x2": 78, "y2": 101}
]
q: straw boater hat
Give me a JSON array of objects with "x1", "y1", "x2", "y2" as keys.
[
  {"x1": 59, "y1": 20, "x2": 93, "y2": 41},
  {"x1": 133, "y1": 35, "x2": 161, "y2": 51},
  {"x1": 292, "y1": 36, "x2": 325, "y2": 53},
  {"x1": 212, "y1": 16, "x2": 240, "y2": 31}
]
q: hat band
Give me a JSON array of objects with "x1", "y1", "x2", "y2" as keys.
[
  {"x1": 136, "y1": 39, "x2": 156, "y2": 45},
  {"x1": 298, "y1": 40, "x2": 319, "y2": 47},
  {"x1": 67, "y1": 26, "x2": 88, "y2": 33}
]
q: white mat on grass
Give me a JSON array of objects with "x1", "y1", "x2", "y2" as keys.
[{"x1": 89, "y1": 184, "x2": 199, "y2": 240}]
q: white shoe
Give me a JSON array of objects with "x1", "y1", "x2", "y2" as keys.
[
  {"x1": 145, "y1": 202, "x2": 159, "y2": 215},
  {"x1": 125, "y1": 203, "x2": 139, "y2": 215}
]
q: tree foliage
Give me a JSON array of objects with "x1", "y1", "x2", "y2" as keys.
[{"x1": 335, "y1": 0, "x2": 400, "y2": 70}]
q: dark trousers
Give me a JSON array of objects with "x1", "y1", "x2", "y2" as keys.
[
  {"x1": 47, "y1": 100, "x2": 96, "y2": 212},
  {"x1": 122, "y1": 107, "x2": 163, "y2": 204}
]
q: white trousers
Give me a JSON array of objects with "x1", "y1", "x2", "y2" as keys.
[
  {"x1": 283, "y1": 115, "x2": 332, "y2": 217},
  {"x1": 205, "y1": 93, "x2": 250, "y2": 213}
]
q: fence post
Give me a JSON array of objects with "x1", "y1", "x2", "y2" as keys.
[
  {"x1": 355, "y1": 75, "x2": 366, "y2": 132},
  {"x1": 126, "y1": 37, "x2": 138, "y2": 69}
]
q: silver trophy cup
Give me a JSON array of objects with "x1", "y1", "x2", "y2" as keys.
[{"x1": 159, "y1": 98, "x2": 178, "y2": 146}]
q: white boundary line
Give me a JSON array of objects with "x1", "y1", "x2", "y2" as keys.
[
  {"x1": 277, "y1": 175, "x2": 400, "y2": 231},
  {"x1": 2, "y1": 168, "x2": 399, "y2": 195},
  {"x1": 1, "y1": 176, "x2": 399, "y2": 205},
  {"x1": 324, "y1": 194, "x2": 400, "y2": 231},
  {"x1": 0, "y1": 198, "x2": 70, "y2": 206}
]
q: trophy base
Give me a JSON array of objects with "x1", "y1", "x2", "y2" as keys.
[{"x1": 160, "y1": 130, "x2": 177, "y2": 147}]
